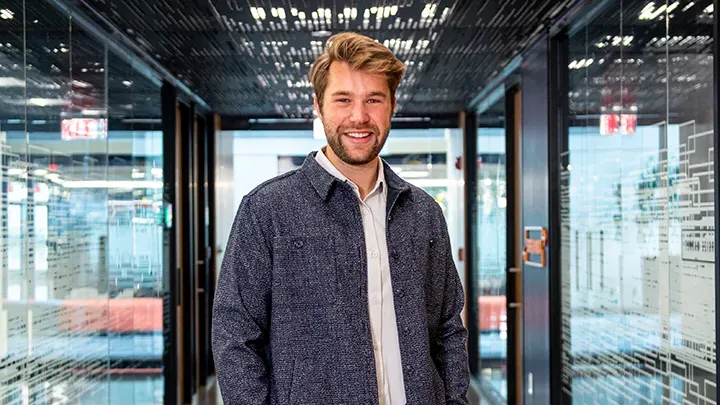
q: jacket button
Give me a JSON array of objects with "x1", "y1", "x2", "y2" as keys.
[
  {"x1": 293, "y1": 240, "x2": 304, "y2": 249},
  {"x1": 395, "y1": 288, "x2": 403, "y2": 298}
]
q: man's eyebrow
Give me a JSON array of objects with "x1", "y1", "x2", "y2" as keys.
[{"x1": 330, "y1": 91, "x2": 388, "y2": 98}]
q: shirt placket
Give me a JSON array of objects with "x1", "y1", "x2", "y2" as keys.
[{"x1": 360, "y1": 200, "x2": 383, "y2": 402}]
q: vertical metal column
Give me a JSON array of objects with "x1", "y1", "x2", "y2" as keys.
[
  {"x1": 548, "y1": 32, "x2": 569, "y2": 405},
  {"x1": 713, "y1": 0, "x2": 719, "y2": 393},
  {"x1": 161, "y1": 81, "x2": 178, "y2": 405},
  {"x1": 206, "y1": 114, "x2": 219, "y2": 377},
  {"x1": 195, "y1": 115, "x2": 211, "y2": 384},
  {"x1": 504, "y1": 84, "x2": 521, "y2": 405},
  {"x1": 179, "y1": 102, "x2": 197, "y2": 403},
  {"x1": 462, "y1": 110, "x2": 479, "y2": 376},
  {"x1": 0, "y1": 147, "x2": 8, "y2": 358}
]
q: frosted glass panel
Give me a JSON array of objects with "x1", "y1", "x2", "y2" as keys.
[
  {"x1": 0, "y1": 3, "x2": 165, "y2": 404},
  {"x1": 561, "y1": 0, "x2": 716, "y2": 403}
]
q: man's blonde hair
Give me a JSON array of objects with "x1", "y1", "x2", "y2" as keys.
[{"x1": 309, "y1": 32, "x2": 405, "y2": 110}]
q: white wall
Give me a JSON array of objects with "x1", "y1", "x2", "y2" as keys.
[
  {"x1": 214, "y1": 132, "x2": 235, "y2": 277},
  {"x1": 218, "y1": 128, "x2": 508, "y2": 273}
]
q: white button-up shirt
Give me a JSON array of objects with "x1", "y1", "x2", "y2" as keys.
[{"x1": 315, "y1": 148, "x2": 406, "y2": 405}]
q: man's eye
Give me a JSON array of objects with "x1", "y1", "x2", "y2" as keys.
[
  {"x1": 336, "y1": 98, "x2": 350, "y2": 103},
  {"x1": 367, "y1": 99, "x2": 381, "y2": 104}
]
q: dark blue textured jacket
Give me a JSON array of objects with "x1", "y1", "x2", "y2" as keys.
[{"x1": 212, "y1": 152, "x2": 469, "y2": 404}]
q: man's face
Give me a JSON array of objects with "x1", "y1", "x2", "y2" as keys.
[{"x1": 314, "y1": 61, "x2": 395, "y2": 166}]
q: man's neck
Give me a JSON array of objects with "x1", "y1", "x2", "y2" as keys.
[{"x1": 324, "y1": 147, "x2": 379, "y2": 200}]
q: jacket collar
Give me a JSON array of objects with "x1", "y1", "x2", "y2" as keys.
[{"x1": 300, "y1": 151, "x2": 411, "y2": 202}]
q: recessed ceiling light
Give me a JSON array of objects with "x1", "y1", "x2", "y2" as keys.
[
  {"x1": 0, "y1": 9, "x2": 14, "y2": 20},
  {"x1": 312, "y1": 30, "x2": 332, "y2": 38},
  {"x1": 123, "y1": 80, "x2": 133, "y2": 86}
]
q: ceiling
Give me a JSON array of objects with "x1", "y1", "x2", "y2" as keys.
[
  {"x1": 1, "y1": 0, "x2": 710, "y2": 125},
  {"x1": 74, "y1": 0, "x2": 578, "y2": 118},
  {"x1": 568, "y1": 0, "x2": 715, "y2": 122}
]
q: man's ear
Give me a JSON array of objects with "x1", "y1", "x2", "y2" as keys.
[{"x1": 313, "y1": 94, "x2": 323, "y2": 121}]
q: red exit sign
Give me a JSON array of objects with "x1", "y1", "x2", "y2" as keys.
[{"x1": 61, "y1": 118, "x2": 108, "y2": 140}]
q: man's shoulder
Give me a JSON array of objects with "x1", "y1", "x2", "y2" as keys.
[
  {"x1": 244, "y1": 168, "x2": 306, "y2": 201},
  {"x1": 406, "y1": 183, "x2": 442, "y2": 211}
]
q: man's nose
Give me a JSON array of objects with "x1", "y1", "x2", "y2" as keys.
[{"x1": 349, "y1": 102, "x2": 370, "y2": 124}]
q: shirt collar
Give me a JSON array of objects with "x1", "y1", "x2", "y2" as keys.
[
  {"x1": 315, "y1": 146, "x2": 385, "y2": 199},
  {"x1": 299, "y1": 151, "x2": 410, "y2": 204}
]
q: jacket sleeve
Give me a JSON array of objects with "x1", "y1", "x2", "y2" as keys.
[
  {"x1": 432, "y1": 210, "x2": 470, "y2": 404},
  {"x1": 212, "y1": 196, "x2": 272, "y2": 404}
]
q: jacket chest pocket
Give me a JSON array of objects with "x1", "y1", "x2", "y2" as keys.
[{"x1": 273, "y1": 235, "x2": 337, "y2": 306}]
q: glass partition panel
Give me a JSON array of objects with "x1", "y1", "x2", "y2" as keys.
[
  {"x1": 561, "y1": 0, "x2": 716, "y2": 403},
  {"x1": 476, "y1": 99, "x2": 508, "y2": 399},
  {"x1": 104, "y1": 50, "x2": 165, "y2": 405},
  {"x1": 0, "y1": 3, "x2": 164, "y2": 404}
]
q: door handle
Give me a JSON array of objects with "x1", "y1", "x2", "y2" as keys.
[
  {"x1": 508, "y1": 303, "x2": 522, "y2": 309},
  {"x1": 508, "y1": 267, "x2": 521, "y2": 273}
]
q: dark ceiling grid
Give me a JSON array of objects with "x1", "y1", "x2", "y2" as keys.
[
  {"x1": 74, "y1": 0, "x2": 582, "y2": 117},
  {"x1": 0, "y1": 0, "x2": 710, "y2": 122}
]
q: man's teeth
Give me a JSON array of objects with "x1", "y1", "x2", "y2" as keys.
[{"x1": 347, "y1": 132, "x2": 370, "y2": 138}]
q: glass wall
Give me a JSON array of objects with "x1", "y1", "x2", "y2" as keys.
[
  {"x1": 561, "y1": 0, "x2": 715, "y2": 403},
  {"x1": 0, "y1": 2, "x2": 165, "y2": 404},
  {"x1": 476, "y1": 99, "x2": 508, "y2": 399}
]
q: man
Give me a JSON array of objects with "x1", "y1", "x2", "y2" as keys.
[{"x1": 212, "y1": 32, "x2": 469, "y2": 405}]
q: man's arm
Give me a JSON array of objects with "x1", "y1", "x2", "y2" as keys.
[
  {"x1": 212, "y1": 196, "x2": 272, "y2": 404},
  {"x1": 433, "y1": 211, "x2": 470, "y2": 404}
]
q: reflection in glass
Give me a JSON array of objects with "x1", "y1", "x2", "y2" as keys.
[
  {"x1": 561, "y1": 0, "x2": 715, "y2": 403},
  {"x1": 476, "y1": 99, "x2": 508, "y2": 399},
  {"x1": 0, "y1": 4, "x2": 164, "y2": 405}
]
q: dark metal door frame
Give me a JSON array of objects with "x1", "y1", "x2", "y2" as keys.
[
  {"x1": 713, "y1": 0, "x2": 719, "y2": 394},
  {"x1": 161, "y1": 82, "x2": 179, "y2": 405},
  {"x1": 194, "y1": 114, "x2": 213, "y2": 385},
  {"x1": 462, "y1": 110, "x2": 479, "y2": 378},
  {"x1": 548, "y1": 31, "x2": 569, "y2": 405},
  {"x1": 465, "y1": 77, "x2": 525, "y2": 404},
  {"x1": 179, "y1": 101, "x2": 197, "y2": 404},
  {"x1": 503, "y1": 82, "x2": 523, "y2": 405}
]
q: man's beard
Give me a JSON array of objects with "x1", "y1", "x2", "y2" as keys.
[{"x1": 324, "y1": 123, "x2": 389, "y2": 165}]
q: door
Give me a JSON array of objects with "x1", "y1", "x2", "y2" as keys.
[{"x1": 475, "y1": 84, "x2": 523, "y2": 404}]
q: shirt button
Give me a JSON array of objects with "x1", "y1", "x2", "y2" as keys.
[
  {"x1": 372, "y1": 251, "x2": 379, "y2": 258},
  {"x1": 363, "y1": 208, "x2": 370, "y2": 215},
  {"x1": 373, "y1": 296, "x2": 381, "y2": 305},
  {"x1": 373, "y1": 343, "x2": 380, "y2": 351}
]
